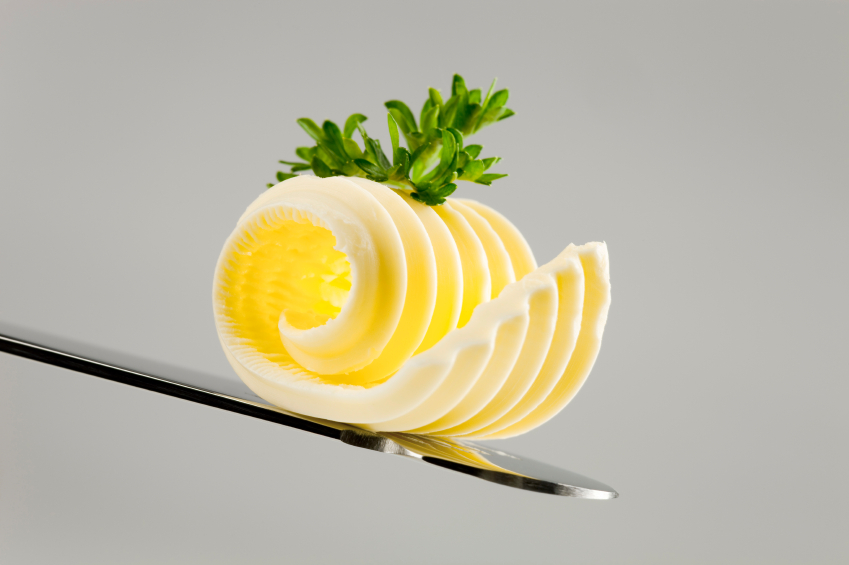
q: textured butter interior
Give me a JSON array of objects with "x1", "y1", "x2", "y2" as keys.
[{"x1": 219, "y1": 212, "x2": 351, "y2": 365}]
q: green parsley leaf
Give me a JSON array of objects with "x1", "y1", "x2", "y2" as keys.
[
  {"x1": 269, "y1": 74, "x2": 512, "y2": 204},
  {"x1": 297, "y1": 118, "x2": 323, "y2": 142},
  {"x1": 384, "y1": 100, "x2": 418, "y2": 133},
  {"x1": 387, "y1": 112, "x2": 400, "y2": 161},
  {"x1": 475, "y1": 173, "x2": 508, "y2": 185},
  {"x1": 464, "y1": 144, "x2": 483, "y2": 159},
  {"x1": 343, "y1": 114, "x2": 367, "y2": 138},
  {"x1": 311, "y1": 156, "x2": 335, "y2": 178},
  {"x1": 295, "y1": 147, "x2": 314, "y2": 162}
]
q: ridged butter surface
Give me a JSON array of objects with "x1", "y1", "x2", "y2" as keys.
[{"x1": 213, "y1": 176, "x2": 610, "y2": 436}]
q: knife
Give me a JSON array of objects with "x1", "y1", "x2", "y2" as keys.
[{"x1": 0, "y1": 322, "x2": 617, "y2": 499}]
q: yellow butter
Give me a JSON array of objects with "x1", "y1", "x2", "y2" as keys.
[{"x1": 213, "y1": 176, "x2": 610, "y2": 436}]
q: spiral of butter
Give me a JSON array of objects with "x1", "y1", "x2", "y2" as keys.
[{"x1": 213, "y1": 175, "x2": 610, "y2": 437}]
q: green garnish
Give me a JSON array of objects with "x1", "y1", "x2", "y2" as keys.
[{"x1": 268, "y1": 74, "x2": 514, "y2": 206}]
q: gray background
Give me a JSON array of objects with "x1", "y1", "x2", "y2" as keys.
[{"x1": 1, "y1": 1, "x2": 847, "y2": 563}]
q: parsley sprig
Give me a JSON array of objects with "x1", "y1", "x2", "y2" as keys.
[{"x1": 269, "y1": 74, "x2": 514, "y2": 205}]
